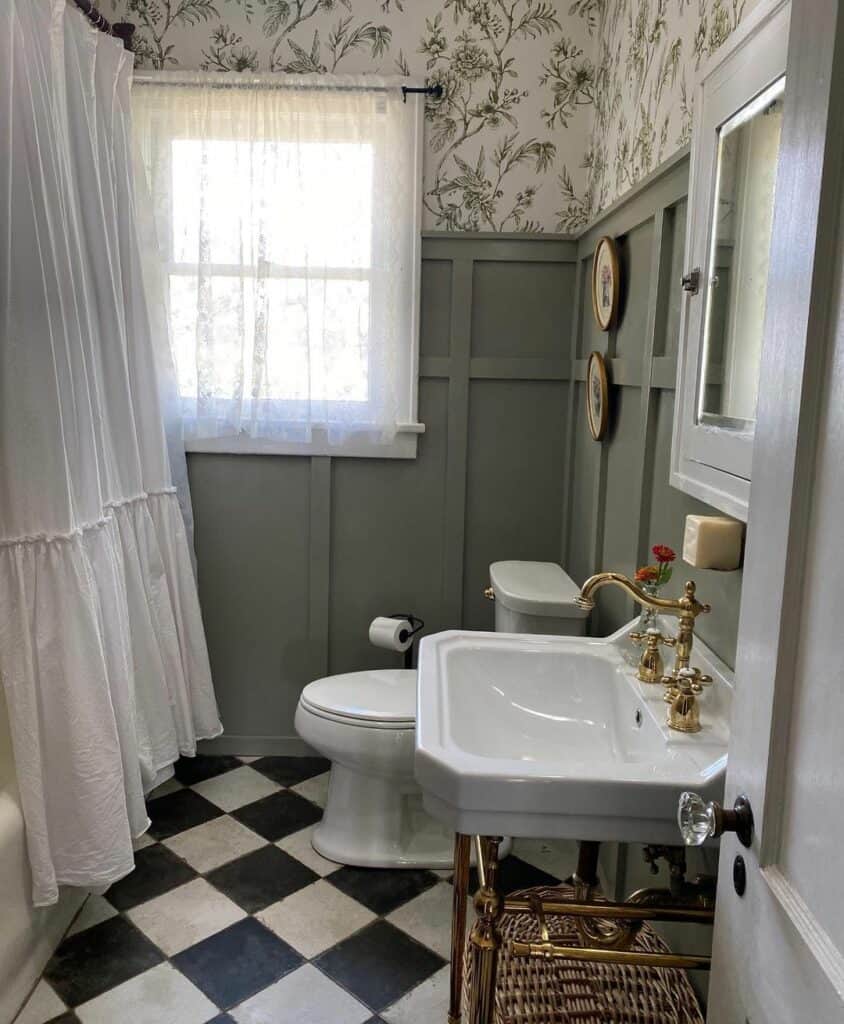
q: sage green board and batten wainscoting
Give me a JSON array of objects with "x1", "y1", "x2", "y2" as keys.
[
  {"x1": 562, "y1": 153, "x2": 734, "y2": 999},
  {"x1": 192, "y1": 158, "x2": 745, "y2": 754},
  {"x1": 561, "y1": 148, "x2": 743, "y2": 669},
  {"x1": 192, "y1": 234, "x2": 577, "y2": 755}
]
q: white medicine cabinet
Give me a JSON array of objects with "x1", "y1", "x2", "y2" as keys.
[{"x1": 671, "y1": 0, "x2": 790, "y2": 521}]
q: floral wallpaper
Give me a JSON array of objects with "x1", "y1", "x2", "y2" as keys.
[
  {"x1": 574, "y1": 0, "x2": 759, "y2": 223},
  {"x1": 109, "y1": 0, "x2": 598, "y2": 232},
  {"x1": 109, "y1": 0, "x2": 758, "y2": 232}
]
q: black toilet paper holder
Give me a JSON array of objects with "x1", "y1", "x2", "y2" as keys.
[{"x1": 388, "y1": 613, "x2": 425, "y2": 670}]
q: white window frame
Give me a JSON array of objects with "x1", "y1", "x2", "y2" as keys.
[{"x1": 134, "y1": 73, "x2": 426, "y2": 460}]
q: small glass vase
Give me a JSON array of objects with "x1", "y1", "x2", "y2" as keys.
[{"x1": 635, "y1": 582, "x2": 660, "y2": 634}]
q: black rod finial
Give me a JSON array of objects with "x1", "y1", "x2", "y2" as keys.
[
  {"x1": 112, "y1": 22, "x2": 136, "y2": 51},
  {"x1": 401, "y1": 84, "x2": 444, "y2": 104}
]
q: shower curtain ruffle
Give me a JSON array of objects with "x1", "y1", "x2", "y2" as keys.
[
  {"x1": 0, "y1": 503, "x2": 222, "y2": 910},
  {"x1": 1, "y1": 0, "x2": 222, "y2": 906}
]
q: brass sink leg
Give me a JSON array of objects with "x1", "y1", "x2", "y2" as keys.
[
  {"x1": 448, "y1": 834, "x2": 471, "y2": 1024},
  {"x1": 468, "y1": 836, "x2": 502, "y2": 1024},
  {"x1": 574, "y1": 840, "x2": 600, "y2": 888}
]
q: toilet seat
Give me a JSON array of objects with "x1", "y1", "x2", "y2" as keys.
[
  {"x1": 299, "y1": 669, "x2": 416, "y2": 730},
  {"x1": 296, "y1": 666, "x2": 513, "y2": 868}
]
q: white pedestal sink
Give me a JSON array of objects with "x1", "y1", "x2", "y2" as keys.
[{"x1": 414, "y1": 620, "x2": 731, "y2": 845}]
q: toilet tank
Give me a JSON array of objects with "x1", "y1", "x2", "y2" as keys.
[{"x1": 489, "y1": 561, "x2": 589, "y2": 636}]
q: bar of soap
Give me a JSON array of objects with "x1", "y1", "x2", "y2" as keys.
[{"x1": 683, "y1": 515, "x2": 743, "y2": 570}]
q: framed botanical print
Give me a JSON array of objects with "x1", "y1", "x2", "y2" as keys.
[
  {"x1": 586, "y1": 351, "x2": 609, "y2": 441},
  {"x1": 591, "y1": 235, "x2": 620, "y2": 331}
]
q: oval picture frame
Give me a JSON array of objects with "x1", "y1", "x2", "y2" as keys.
[
  {"x1": 591, "y1": 235, "x2": 620, "y2": 331},
  {"x1": 586, "y1": 351, "x2": 609, "y2": 441}
]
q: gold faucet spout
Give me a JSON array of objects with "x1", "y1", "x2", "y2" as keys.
[
  {"x1": 576, "y1": 572, "x2": 711, "y2": 688},
  {"x1": 576, "y1": 572, "x2": 710, "y2": 619}
]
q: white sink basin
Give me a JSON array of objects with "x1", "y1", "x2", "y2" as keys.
[{"x1": 414, "y1": 622, "x2": 731, "y2": 845}]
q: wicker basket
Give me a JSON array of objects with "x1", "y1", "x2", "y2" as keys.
[{"x1": 462, "y1": 885, "x2": 705, "y2": 1024}]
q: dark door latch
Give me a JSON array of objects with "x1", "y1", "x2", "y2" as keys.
[{"x1": 682, "y1": 268, "x2": 701, "y2": 294}]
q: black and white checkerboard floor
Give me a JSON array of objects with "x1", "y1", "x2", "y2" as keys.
[{"x1": 15, "y1": 756, "x2": 575, "y2": 1024}]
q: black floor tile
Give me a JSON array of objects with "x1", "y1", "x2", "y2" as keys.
[
  {"x1": 231, "y1": 789, "x2": 322, "y2": 842},
  {"x1": 315, "y1": 920, "x2": 445, "y2": 1012},
  {"x1": 207, "y1": 844, "x2": 318, "y2": 913},
  {"x1": 173, "y1": 754, "x2": 243, "y2": 786},
  {"x1": 469, "y1": 854, "x2": 560, "y2": 895},
  {"x1": 173, "y1": 917, "x2": 302, "y2": 1009},
  {"x1": 43, "y1": 916, "x2": 164, "y2": 1007},
  {"x1": 147, "y1": 788, "x2": 224, "y2": 840},
  {"x1": 204, "y1": 1016, "x2": 237, "y2": 1023},
  {"x1": 249, "y1": 755, "x2": 330, "y2": 787},
  {"x1": 46, "y1": 1015, "x2": 80, "y2": 1024},
  {"x1": 106, "y1": 843, "x2": 197, "y2": 911},
  {"x1": 327, "y1": 865, "x2": 438, "y2": 916}
]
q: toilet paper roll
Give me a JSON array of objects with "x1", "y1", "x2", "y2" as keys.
[{"x1": 369, "y1": 617, "x2": 414, "y2": 653}]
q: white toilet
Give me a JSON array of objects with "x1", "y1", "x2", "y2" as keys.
[{"x1": 294, "y1": 560, "x2": 589, "y2": 868}]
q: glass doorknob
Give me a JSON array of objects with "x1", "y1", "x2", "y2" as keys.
[{"x1": 678, "y1": 791, "x2": 754, "y2": 848}]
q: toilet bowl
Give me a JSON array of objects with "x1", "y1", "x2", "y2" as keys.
[
  {"x1": 294, "y1": 668, "x2": 457, "y2": 868},
  {"x1": 296, "y1": 561, "x2": 587, "y2": 868}
]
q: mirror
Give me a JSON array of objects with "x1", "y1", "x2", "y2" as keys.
[
  {"x1": 672, "y1": 0, "x2": 789, "y2": 520},
  {"x1": 698, "y1": 76, "x2": 785, "y2": 431}
]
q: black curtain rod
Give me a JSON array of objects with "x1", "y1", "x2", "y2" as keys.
[
  {"x1": 70, "y1": 0, "x2": 136, "y2": 50},
  {"x1": 402, "y1": 85, "x2": 444, "y2": 103}
]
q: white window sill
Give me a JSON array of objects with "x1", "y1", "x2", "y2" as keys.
[{"x1": 184, "y1": 423, "x2": 424, "y2": 459}]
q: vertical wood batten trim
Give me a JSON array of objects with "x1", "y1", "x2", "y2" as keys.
[
  {"x1": 561, "y1": 258, "x2": 583, "y2": 564},
  {"x1": 589, "y1": 260, "x2": 615, "y2": 633},
  {"x1": 590, "y1": 433, "x2": 609, "y2": 636},
  {"x1": 443, "y1": 258, "x2": 473, "y2": 626},
  {"x1": 636, "y1": 207, "x2": 673, "y2": 578},
  {"x1": 309, "y1": 456, "x2": 332, "y2": 678}
]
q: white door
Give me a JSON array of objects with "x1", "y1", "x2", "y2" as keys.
[{"x1": 703, "y1": 3, "x2": 844, "y2": 1021}]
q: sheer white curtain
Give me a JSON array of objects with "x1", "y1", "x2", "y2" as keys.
[
  {"x1": 132, "y1": 72, "x2": 422, "y2": 455},
  {"x1": 0, "y1": 0, "x2": 221, "y2": 906}
]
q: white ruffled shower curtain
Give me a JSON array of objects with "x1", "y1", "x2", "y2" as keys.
[{"x1": 1, "y1": 0, "x2": 222, "y2": 906}]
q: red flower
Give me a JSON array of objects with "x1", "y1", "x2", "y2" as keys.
[
  {"x1": 635, "y1": 566, "x2": 659, "y2": 582},
  {"x1": 652, "y1": 544, "x2": 676, "y2": 564}
]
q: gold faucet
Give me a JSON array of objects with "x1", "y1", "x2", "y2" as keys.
[{"x1": 576, "y1": 573, "x2": 712, "y2": 731}]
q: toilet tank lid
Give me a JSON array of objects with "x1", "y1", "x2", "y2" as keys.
[{"x1": 489, "y1": 561, "x2": 588, "y2": 619}]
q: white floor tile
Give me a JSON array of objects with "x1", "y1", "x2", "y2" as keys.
[
  {"x1": 381, "y1": 965, "x2": 450, "y2": 1024},
  {"x1": 132, "y1": 831, "x2": 156, "y2": 851},
  {"x1": 14, "y1": 980, "x2": 66, "y2": 1024},
  {"x1": 192, "y1": 765, "x2": 281, "y2": 812},
  {"x1": 75, "y1": 962, "x2": 217, "y2": 1024},
  {"x1": 237, "y1": 755, "x2": 261, "y2": 763},
  {"x1": 127, "y1": 878, "x2": 245, "y2": 956},
  {"x1": 231, "y1": 963, "x2": 371, "y2": 1024},
  {"x1": 277, "y1": 826, "x2": 341, "y2": 877},
  {"x1": 386, "y1": 881, "x2": 453, "y2": 959},
  {"x1": 164, "y1": 814, "x2": 267, "y2": 873},
  {"x1": 148, "y1": 777, "x2": 183, "y2": 799},
  {"x1": 512, "y1": 838, "x2": 578, "y2": 879},
  {"x1": 256, "y1": 880, "x2": 375, "y2": 959},
  {"x1": 291, "y1": 771, "x2": 330, "y2": 808},
  {"x1": 66, "y1": 894, "x2": 119, "y2": 937}
]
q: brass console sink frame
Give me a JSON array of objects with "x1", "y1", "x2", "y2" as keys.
[{"x1": 448, "y1": 834, "x2": 715, "y2": 1024}]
